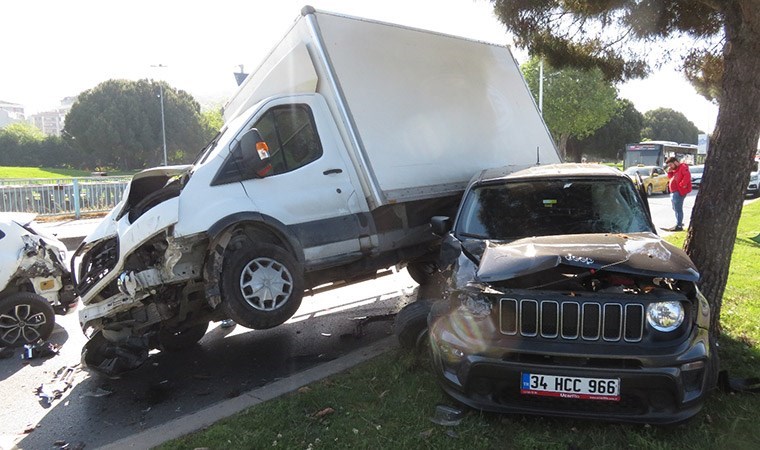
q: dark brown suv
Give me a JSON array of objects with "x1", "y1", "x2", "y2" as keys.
[{"x1": 423, "y1": 164, "x2": 717, "y2": 424}]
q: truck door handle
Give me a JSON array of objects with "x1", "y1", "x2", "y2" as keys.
[{"x1": 323, "y1": 168, "x2": 343, "y2": 175}]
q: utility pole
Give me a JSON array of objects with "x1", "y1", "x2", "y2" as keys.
[{"x1": 151, "y1": 64, "x2": 168, "y2": 166}]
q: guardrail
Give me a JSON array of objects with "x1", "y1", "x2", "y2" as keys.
[{"x1": 0, "y1": 176, "x2": 131, "y2": 218}]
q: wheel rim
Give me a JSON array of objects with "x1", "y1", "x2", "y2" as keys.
[
  {"x1": 239, "y1": 257, "x2": 293, "y2": 311},
  {"x1": 0, "y1": 303, "x2": 49, "y2": 345}
]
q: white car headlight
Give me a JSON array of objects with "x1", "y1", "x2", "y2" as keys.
[
  {"x1": 750, "y1": 174, "x2": 759, "y2": 182},
  {"x1": 646, "y1": 301, "x2": 684, "y2": 332}
]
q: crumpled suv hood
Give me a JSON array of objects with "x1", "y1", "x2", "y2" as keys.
[{"x1": 475, "y1": 232, "x2": 699, "y2": 283}]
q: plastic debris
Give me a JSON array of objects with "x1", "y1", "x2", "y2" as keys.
[
  {"x1": 430, "y1": 404, "x2": 464, "y2": 426},
  {"x1": 36, "y1": 365, "x2": 77, "y2": 405},
  {"x1": 314, "y1": 407, "x2": 335, "y2": 418},
  {"x1": 82, "y1": 387, "x2": 113, "y2": 398},
  {"x1": 21, "y1": 340, "x2": 61, "y2": 360}
]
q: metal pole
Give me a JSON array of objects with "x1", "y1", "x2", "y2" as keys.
[
  {"x1": 538, "y1": 58, "x2": 544, "y2": 114},
  {"x1": 159, "y1": 84, "x2": 167, "y2": 166}
]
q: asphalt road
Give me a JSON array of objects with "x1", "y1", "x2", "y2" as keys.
[{"x1": 1, "y1": 267, "x2": 426, "y2": 449}]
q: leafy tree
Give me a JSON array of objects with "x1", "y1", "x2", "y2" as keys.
[
  {"x1": 491, "y1": 0, "x2": 760, "y2": 334},
  {"x1": 573, "y1": 99, "x2": 644, "y2": 161},
  {"x1": 64, "y1": 79, "x2": 215, "y2": 170},
  {"x1": 641, "y1": 108, "x2": 700, "y2": 144},
  {"x1": 0, "y1": 124, "x2": 84, "y2": 168},
  {"x1": 521, "y1": 57, "x2": 619, "y2": 160}
]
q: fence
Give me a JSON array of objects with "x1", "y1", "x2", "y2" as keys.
[{"x1": 0, "y1": 176, "x2": 131, "y2": 218}]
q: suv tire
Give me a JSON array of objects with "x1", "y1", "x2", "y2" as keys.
[{"x1": 0, "y1": 292, "x2": 55, "y2": 347}]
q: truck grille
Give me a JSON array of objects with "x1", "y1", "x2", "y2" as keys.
[
  {"x1": 499, "y1": 298, "x2": 644, "y2": 342},
  {"x1": 75, "y1": 237, "x2": 119, "y2": 297}
]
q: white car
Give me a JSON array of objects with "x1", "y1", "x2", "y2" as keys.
[{"x1": 0, "y1": 214, "x2": 77, "y2": 347}]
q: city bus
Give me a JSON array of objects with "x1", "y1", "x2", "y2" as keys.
[{"x1": 624, "y1": 141, "x2": 699, "y2": 169}]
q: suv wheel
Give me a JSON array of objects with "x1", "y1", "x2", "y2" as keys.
[
  {"x1": 394, "y1": 299, "x2": 433, "y2": 351},
  {"x1": 0, "y1": 292, "x2": 55, "y2": 347},
  {"x1": 221, "y1": 244, "x2": 304, "y2": 329}
]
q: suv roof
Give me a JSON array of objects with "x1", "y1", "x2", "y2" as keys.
[{"x1": 474, "y1": 163, "x2": 626, "y2": 185}]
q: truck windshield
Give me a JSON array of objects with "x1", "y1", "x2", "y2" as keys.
[{"x1": 456, "y1": 178, "x2": 653, "y2": 240}]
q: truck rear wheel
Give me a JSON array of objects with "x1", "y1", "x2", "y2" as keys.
[
  {"x1": 406, "y1": 261, "x2": 440, "y2": 286},
  {"x1": 220, "y1": 244, "x2": 304, "y2": 329},
  {"x1": 0, "y1": 292, "x2": 55, "y2": 347}
]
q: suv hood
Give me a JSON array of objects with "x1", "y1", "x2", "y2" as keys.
[{"x1": 476, "y1": 232, "x2": 699, "y2": 283}]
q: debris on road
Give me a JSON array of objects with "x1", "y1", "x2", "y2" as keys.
[
  {"x1": 430, "y1": 404, "x2": 464, "y2": 426},
  {"x1": 82, "y1": 387, "x2": 113, "y2": 398},
  {"x1": 22, "y1": 340, "x2": 61, "y2": 360},
  {"x1": 36, "y1": 365, "x2": 77, "y2": 406}
]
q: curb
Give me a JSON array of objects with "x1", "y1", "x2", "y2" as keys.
[{"x1": 101, "y1": 336, "x2": 397, "y2": 449}]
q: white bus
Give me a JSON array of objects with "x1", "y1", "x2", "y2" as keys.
[{"x1": 624, "y1": 141, "x2": 698, "y2": 169}]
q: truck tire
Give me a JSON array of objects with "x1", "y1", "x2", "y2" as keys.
[
  {"x1": 220, "y1": 244, "x2": 304, "y2": 330},
  {"x1": 406, "y1": 261, "x2": 440, "y2": 286},
  {"x1": 0, "y1": 292, "x2": 55, "y2": 347},
  {"x1": 158, "y1": 322, "x2": 209, "y2": 351},
  {"x1": 128, "y1": 183, "x2": 182, "y2": 223},
  {"x1": 394, "y1": 299, "x2": 433, "y2": 351}
]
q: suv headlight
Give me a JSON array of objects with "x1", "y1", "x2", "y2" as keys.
[
  {"x1": 646, "y1": 301, "x2": 684, "y2": 332},
  {"x1": 750, "y1": 173, "x2": 759, "y2": 182}
]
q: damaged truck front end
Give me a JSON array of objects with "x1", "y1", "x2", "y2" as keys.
[
  {"x1": 72, "y1": 166, "x2": 213, "y2": 376},
  {"x1": 425, "y1": 164, "x2": 717, "y2": 424}
]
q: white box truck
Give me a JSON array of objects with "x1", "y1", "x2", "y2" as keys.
[{"x1": 72, "y1": 6, "x2": 560, "y2": 376}]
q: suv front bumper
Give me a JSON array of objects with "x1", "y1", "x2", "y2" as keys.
[{"x1": 428, "y1": 301, "x2": 715, "y2": 424}]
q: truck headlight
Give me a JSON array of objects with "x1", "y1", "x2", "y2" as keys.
[{"x1": 646, "y1": 301, "x2": 684, "y2": 332}]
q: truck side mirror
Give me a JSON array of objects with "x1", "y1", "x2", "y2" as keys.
[
  {"x1": 430, "y1": 216, "x2": 452, "y2": 236},
  {"x1": 236, "y1": 128, "x2": 272, "y2": 178}
]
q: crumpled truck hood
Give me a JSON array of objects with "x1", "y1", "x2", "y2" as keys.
[{"x1": 476, "y1": 232, "x2": 699, "y2": 283}]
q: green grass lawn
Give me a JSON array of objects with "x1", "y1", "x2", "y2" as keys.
[
  {"x1": 161, "y1": 201, "x2": 760, "y2": 450},
  {"x1": 0, "y1": 166, "x2": 135, "y2": 178}
]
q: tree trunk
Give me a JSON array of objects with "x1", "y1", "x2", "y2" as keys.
[
  {"x1": 684, "y1": 0, "x2": 760, "y2": 335},
  {"x1": 558, "y1": 134, "x2": 569, "y2": 161}
]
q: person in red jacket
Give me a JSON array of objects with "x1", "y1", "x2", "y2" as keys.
[{"x1": 663, "y1": 156, "x2": 692, "y2": 231}]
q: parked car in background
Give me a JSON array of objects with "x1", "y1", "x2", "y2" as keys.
[
  {"x1": 624, "y1": 165, "x2": 669, "y2": 195},
  {"x1": 748, "y1": 170, "x2": 759, "y2": 197},
  {"x1": 690, "y1": 165, "x2": 705, "y2": 189}
]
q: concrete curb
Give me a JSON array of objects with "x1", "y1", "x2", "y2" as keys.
[{"x1": 101, "y1": 336, "x2": 397, "y2": 449}]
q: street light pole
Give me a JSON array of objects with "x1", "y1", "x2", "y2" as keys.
[
  {"x1": 151, "y1": 64, "x2": 168, "y2": 166},
  {"x1": 158, "y1": 83, "x2": 167, "y2": 166}
]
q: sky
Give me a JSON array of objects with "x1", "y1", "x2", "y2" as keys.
[{"x1": 2, "y1": 0, "x2": 719, "y2": 134}]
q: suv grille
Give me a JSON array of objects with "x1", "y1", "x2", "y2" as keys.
[
  {"x1": 499, "y1": 298, "x2": 644, "y2": 342},
  {"x1": 75, "y1": 237, "x2": 119, "y2": 296}
]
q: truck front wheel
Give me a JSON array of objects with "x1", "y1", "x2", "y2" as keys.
[{"x1": 220, "y1": 244, "x2": 304, "y2": 329}]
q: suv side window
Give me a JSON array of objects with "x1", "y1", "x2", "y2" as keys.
[{"x1": 253, "y1": 104, "x2": 323, "y2": 175}]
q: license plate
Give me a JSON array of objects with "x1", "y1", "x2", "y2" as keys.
[{"x1": 521, "y1": 373, "x2": 620, "y2": 401}]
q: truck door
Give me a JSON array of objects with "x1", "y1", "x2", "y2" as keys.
[{"x1": 239, "y1": 95, "x2": 367, "y2": 267}]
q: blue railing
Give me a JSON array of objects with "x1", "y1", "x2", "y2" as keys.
[{"x1": 0, "y1": 176, "x2": 131, "y2": 218}]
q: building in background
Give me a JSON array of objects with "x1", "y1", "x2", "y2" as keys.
[
  {"x1": 29, "y1": 96, "x2": 77, "y2": 136},
  {"x1": 0, "y1": 100, "x2": 25, "y2": 128}
]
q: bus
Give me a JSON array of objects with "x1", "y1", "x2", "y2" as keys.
[{"x1": 624, "y1": 141, "x2": 699, "y2": 169}]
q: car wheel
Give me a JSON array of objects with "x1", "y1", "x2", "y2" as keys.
[
  {"x1": 395, "y1": 299, "x2": 433, "y2": 351},
  {"x1": 0, "y1": 292, "x2": 55, "y2": 347},
  {"x1": 158, "y1": 322, "x2": 209, "y2": 351},
  {"x1": 406, "y1": 261, "x2": 440, "y2": 286},
  {"x1": 646, "y1": 184, "x2": 653, "y2": 196},
  {"x1": 221, "y1": 244, "x2": 304, "y2": 330}
]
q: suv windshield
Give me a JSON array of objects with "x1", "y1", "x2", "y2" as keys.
[{"x1": 456, "y1": 178, "x2": 652, "y2": 240}]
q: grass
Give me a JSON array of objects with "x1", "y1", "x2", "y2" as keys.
[
  {"x1": 160, "y1": 201, "x2": 760, "y2": 450},
  {"x1": 0, "y1": 166, "x2": 135, "y2": 179}
]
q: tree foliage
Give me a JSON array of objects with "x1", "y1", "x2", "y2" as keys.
[
  {"x1": 0, "y1": 123, "x2": 85, "y2": 168},
  {"x1": 573, "y1": 98, "x2": 644, "y2": 160},
  {"x1": 491, "y1": 0, "x2": 760, "y2": 335},
  {"x1": 641, "y1": 108, "x2": 700, "y2": 144},
  {"x1": 521, "y1": 57, "x2": 619, "y2": 160},
  {"x1": 64, "y1": 79, "x2": 216, "y2": 170}
]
